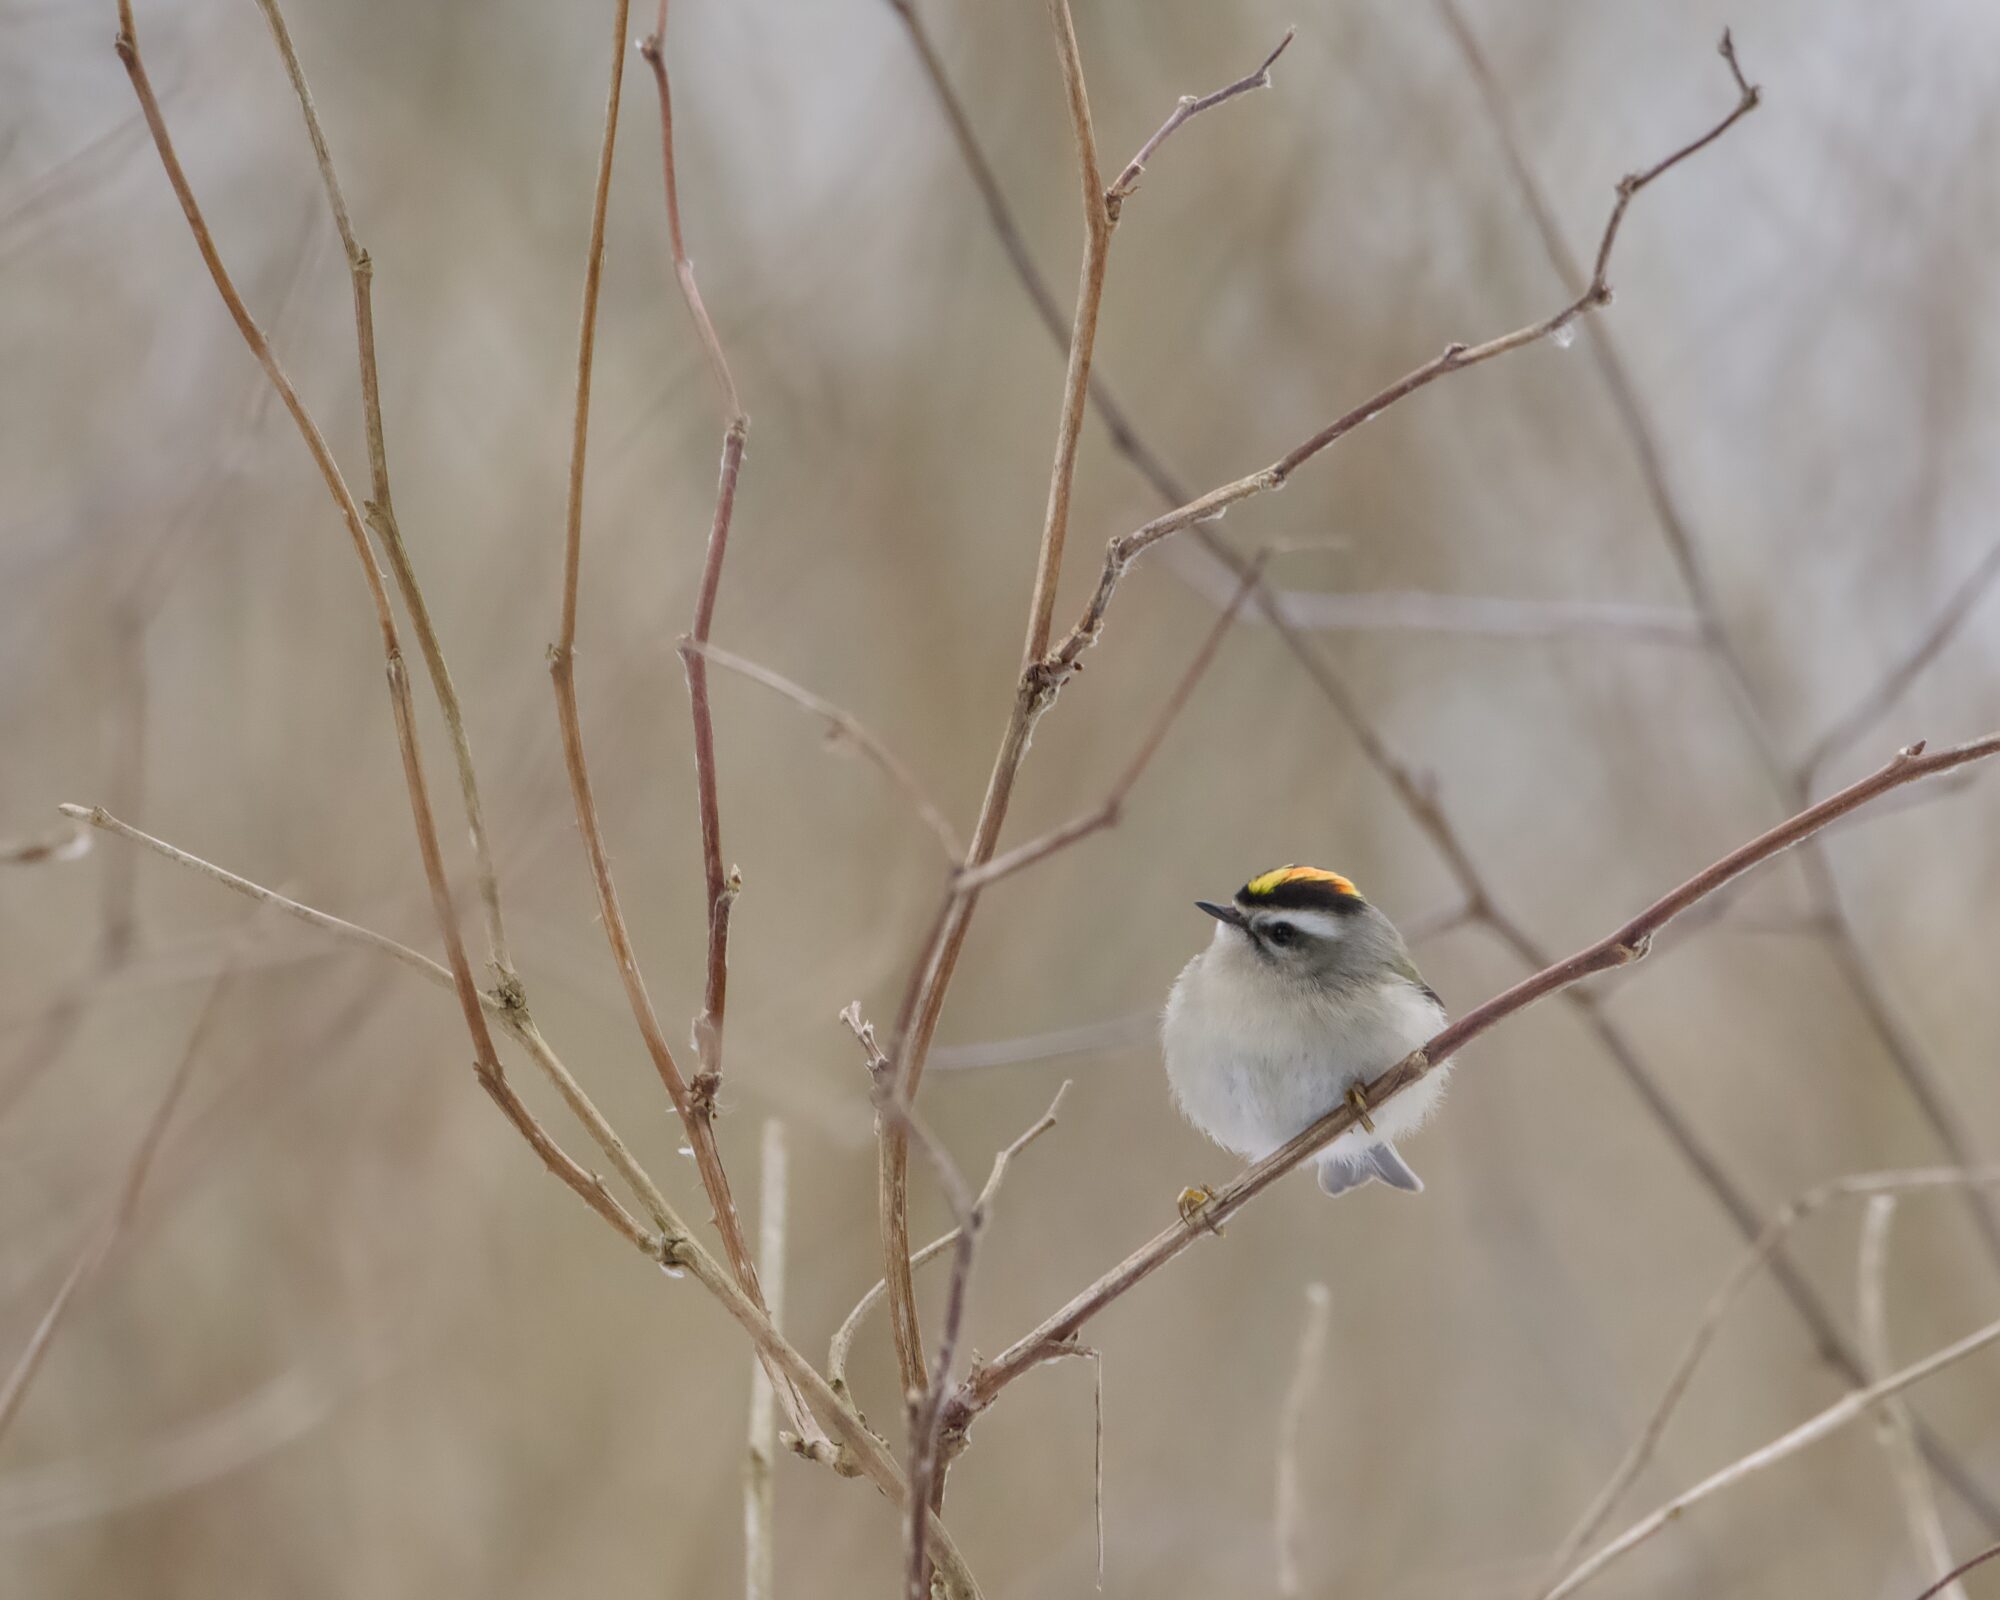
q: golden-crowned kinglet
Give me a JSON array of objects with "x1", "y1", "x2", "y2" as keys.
[{"x1": 1162, "y1": 866, "x2": 1450, "y2": 1198}]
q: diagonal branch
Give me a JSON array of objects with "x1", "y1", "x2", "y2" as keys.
[
  {"x1": 1798, "y1": 531, "x2": 2000, "y2": 781},
  {"x1": 1534, "y1": 1164, "x2": 2000, "y2": 1594},
  {"x1": 873, "y1": 11, "x2": 1315, "y2": 1406},
  {"x1": 1035, "y1": 35, "x2": 1758, "y2": 702},
  {"x1": 954, "y1": 558, "x2": 1262, "y2": 892},
  {"x1": 1434, "y1": 0, "x2": 2000, "y2": 1276},
  {"x1": 686, "y1": 641, "x2": 963, "y2": 862},
  {"x1": 899, "y1": 4, "x2": 2000, "y2": 1521},
  {"x1": 250, "y1": 0, "x2": 516, "y2": 992},
  {"x1": 0, "y1": 967, "x2": 229, "y2": 1444},
  {"x1": 1860, "y1": 1197, "x2": 1967, "y2": 1600},
  {"x1": 1545, "y1": 1306, "x2": 2000, "y2": 1600},
  {"x1": 951, "y1": 732, "x2": 2000, "y2": 1422},
  {"x1": 111, "y1": 0, "x2": 634, "y2": 1255}
]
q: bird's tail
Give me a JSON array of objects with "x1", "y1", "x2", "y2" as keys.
[{"x1": 1317, "y1": 1141, "x2": 1423, "y2": 1197}]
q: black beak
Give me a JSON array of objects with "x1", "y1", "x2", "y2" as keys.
[{"x1": 1196, "y1": 900, "x2": 1248, "y2": 929}]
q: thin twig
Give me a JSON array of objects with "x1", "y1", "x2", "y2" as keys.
[
  {"x1": 745, "y1": 1121, "x2": 787, "y2": 1600},
  {"x1": 1535, "y1": 1164, "x2": 2000, "y2": 1594},
  {"x1": 61, "y1": 828, "x2": 980, "y2": 1598},
  {"x1": 249, "y1": 0, "x2": 516, "y2": 991},
  {"x1": 686, "y1": 640, "x2": 963, "y2": 861},
  {"x1": 1035, "y1": 41, "x2": 1759, "y2": 702},
  {"x1": 1105, "y1": 29, "x2": 1294, "y2": 204},
  {"x1": 874, "y1": 13, "x2": 1308, "y2": 1404},
  {"x1": 1434, "y1": 1, "x2": 2000, "y2": 1276},
  {"x1": 895, "y1": 3, "x2": 1997, "y2": 1528},
  {"x1": 639, "y1": 4, "x2": 750, "y2": 1117},
  {"x1": 1545, "y1": 1308, "x2": 2000, "y2": 1599},
  {"x1": 544, "y1": 0, "x2": 792, "y2": 1419},
  {"x1": 828, "y1": 1082, "x2": 1070, "y2": 1401},
  {"x1": 0, "y1": 969, "x2": 227, "y2": 1443},
  {"x1": 1860, "y1": 1197, "x2": 1966, "y2": 1600},
  {"x1": 1911, "y1": 1544, "x2": 2000, "y2": 1600},
  {"x1": 955, "y1": 558, "x2": 1262, "y2": 892},
  {"x1": 1274, "y1": 1282, "x2": 1332, "y2": 1598},
  {"x1": 111, "y1": 0, "x2": 635, "y2": 1253},
  {"x1": 950, "y1": 733, "x2": 2000, "y2": 1419},
  {"x1": 1799, "y1": 533, "x2": 2000, "y2": 780},
  {"x1": 60, "y1": 803, "x2": 677, "y2": 1243}
]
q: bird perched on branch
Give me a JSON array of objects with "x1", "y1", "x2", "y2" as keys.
[{"x1": 1162, "y1": 865, "x2": 1450, "y2": 1211}]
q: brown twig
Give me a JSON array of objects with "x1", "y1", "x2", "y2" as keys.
[
  {"x1": 873, "y1": 11, "x2": 1313, "y2": 1405},
  {"x1": 61, "y1": 817, "x2": 980, "y2": 1595},
  {"x1": 898, "y1": 1, "x2": 1999, "y2": 1528},
  {"x1": 1534, "y1": 1164, "x2": 2000, "y2": 1595},
  {"x1": 686, "y1": 640, "x2": 963, "y2": 862},
  {"x1": 1274, "y1": 1282, "x2": 1332, "y2": 1598},
  {"x1": 1434, "y1": 2, "x2": 2000, "y2": 1273},
  {"x1": 544, "y1": 0, "x2": 788, "y2": 1399},
  {"x1": 954, "y1": 558, "x2": 1262, "y2": 893},
  {"x1": 1546, "y1": 1305, "x2": 2000, "y2": 1599},
  {"x1": 111, "y1": 0, "x2": 639, "y2": 1255},
  {"x1": 0, "y1": 968, "x2": 227, "y2": 1443},
  {"x1": 1911, "y1": 1545, "x2": 2000, "y2": 1600},
  {"x1": 1105, "y1": 28, "x2": 1294, "y2": 205},
  {"x1": 248, "y1": 0, "x2": 517, "y2": 993},
  {"x1": 828, "y1": 1081, "x2": 1070, "y2": 1402},
  {"x1": 639, "y1": 7, "x2": 750, "y2": 1114},
  {"x1": 951, "y1": 733, "x2": 2000, "y2": 1420},
  {"x1": 1036, "y1": 43, "x2": 1758, "y2": 701},
  {"x1": 1860, "y1": 1197, "x2": 1967, "y2": 1600}
]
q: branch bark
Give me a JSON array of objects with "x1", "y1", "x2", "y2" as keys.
[{"x1": 951, "y1": 734, "x2": 2000, "y2": 1422}]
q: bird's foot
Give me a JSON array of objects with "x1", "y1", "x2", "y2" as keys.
[
  {"x1": 1177, "y1": 1185, "x2": 1225, "y2": 1235},
  {"x1": 1346, "y1": 1083, "x2": 1376, "y2": 1133}
]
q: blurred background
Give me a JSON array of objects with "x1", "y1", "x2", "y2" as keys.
[{"x1": 7, "y1": 0, "x2": 2000, "y2": 1594}]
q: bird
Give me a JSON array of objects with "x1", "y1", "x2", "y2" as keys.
[{"x1": 1161, "y1": 865, "x2": 1450, "y2": 1210}]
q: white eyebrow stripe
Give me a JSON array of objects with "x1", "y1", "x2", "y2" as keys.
[{"x1": 1252, "y1": 908, "x2": 1351, "y2": 940}]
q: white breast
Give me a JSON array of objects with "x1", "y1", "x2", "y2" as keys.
[{"x1": 1161, "y1": 933, "x2": 1449, "y2": 1163}]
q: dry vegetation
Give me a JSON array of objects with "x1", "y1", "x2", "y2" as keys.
[{"x1": 6, "y1": 0, "x2": 2000, "y2": 1596}]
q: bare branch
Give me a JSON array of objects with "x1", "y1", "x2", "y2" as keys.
[
  {"x1": 1037, "y1": 38, "x2": 1759, "y2": 701},
  {"x1": 1105, "y1": 29, "x2": 1294, "y2": 205},
  {"x1": 1861, "y1": 1197, "x2": 1967, "y2": 1600},
  {"x1": 1274, "y1": 1282, "x2": 1332, "y2": 1598},
  {"x1": 1535, "y1": 1164, "x2": 2000, "y2": 1593},
  {"x1": 829, "y1": 1083, "x2": 1070, "y2": 1400},
  {"x1": 953, "y1": 733, "x2": 2000, "y2": 1419},
  {"x1": 1799, "y1": 532, "x2": 2000, "y2": 780},
  {"x1": 1435, "y1": 0, "x2": 2000, "y2": 1275},
  {"x1": 1546, "y1": 1307, "x2": 2000, "y2": 1600},
  {"x1": 110, "y1": 0, "x2": 643, "y2": 1253},
  {"x1": 1911, "y1": 1546, "x2": 2000, "y2": 1600},
  {"x1": 639, "y1": 7, "x2": 751, "y2": 1119},
  {"x1": 59, "y1": 804, "x2": 685, "y2": 1247},
  {"x1": 874, "y1": 14, "x2": 1311, "y2": 1401},
  {"x1": 543, "y1": 0, "x2": 793, "y2": 1422},
  {"x1": 0, "y1": 968, "x2": 227, "y2": 1443},
  {"x1": 688, "y1": 640, "x2": 963, "y2": 862},
  {"x1": 745, "y1": 1121, "x2": 787, "y2": 1600},
  {"x1": 956, "y1": 559, "x2": 1261, "y2": 892},
  {"x1": 248, "y1": 0, "x2": 516, "y2": 989}
]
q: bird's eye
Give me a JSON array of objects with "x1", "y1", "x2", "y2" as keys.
[{"x1": 1263, "y1": 921, "x2": 1298, "y2": 946}]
